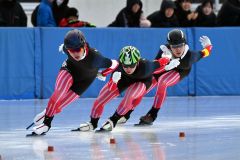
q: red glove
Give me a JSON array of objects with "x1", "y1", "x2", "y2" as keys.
[
  {"x1": 156, "y1": 57, "x2": 170, "y2": 66},
  {"x1": 101, "y1": 60, "x2": 119, "y2": 76},
  {"x1": 153, "y1": 57, "x2": 170, "y2": 74}
]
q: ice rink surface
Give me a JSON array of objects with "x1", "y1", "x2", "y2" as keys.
[{"x1": 0, "y1": 96, "x2": 240, "y2": 160}]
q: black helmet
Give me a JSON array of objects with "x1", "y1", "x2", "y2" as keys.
[
  {"x1": 64, "y1": 29, "x2": 86, "y2": 50},
  {"x1": 167, "y1": 29, "x2": 186, "y2": 48}
]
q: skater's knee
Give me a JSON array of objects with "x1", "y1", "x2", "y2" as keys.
[{"x1": 158, "y1": 79, "x2": 169, "y2": 87}]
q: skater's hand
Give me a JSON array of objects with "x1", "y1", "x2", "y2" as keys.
[
  {"x1": 59, "y1": 44, "x2": 64, "y2": 53},
  {"x1": 112, "y1": 72, "x2": 121, "y2": 83},
  {"x1": 160, "y1": 45, "x2": 172, "y2": 59},
  {"x1": 199, "y1": 36, "x2": 212, "y2": 48},
  {"x1": 97, "y1": 72, "x2": 106, "y2": 81},
  {"x1": 157, "y1": 57, "x2": 170, "y2": 66},
  {"x1": 200, "y1": 36, "x2": 212, "y2": 58},
  {"x1": 164, "y1": 58, "x2": 180, "y2": 71}
]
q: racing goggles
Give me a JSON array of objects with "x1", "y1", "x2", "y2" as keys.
[
  {"x1": 68, "y1": 47, "x2": 84, "y2": 53},
  {"x1": 122, "y1": 63, "x2": 137, "y2": 69},
  {"x1": 170, "y1": 43, "x2": 185, "y2": 48}
]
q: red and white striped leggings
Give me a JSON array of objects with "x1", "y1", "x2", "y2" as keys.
[
  {"x1": 91, "y1": 82, "x2": 146, "y2": 118},
  {"x1": 45, "y1": 70, "x2": 80, "y2": 117},
  {"x1": 152, "y1": 70, "x2": 180, "y2": 109},
  {"x1": 132, "y1": 70, "x2": 181, "y2": 110}
]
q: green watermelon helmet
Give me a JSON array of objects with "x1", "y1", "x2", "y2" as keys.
[{"x1": 119, "y1": 46, "x2": 141, "y2": 68}]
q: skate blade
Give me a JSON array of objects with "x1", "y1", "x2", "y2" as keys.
[
  {"x1": 26, "y1": 132, "x2": 46, "y2": 137},
  {"x1": 134, "y1": 123, "x2": 152, "y2": 127},
  {"x1": 26, "y1": 122, "x2": 34, "y2": 130},
  {"x1": 71, "y1": 128, "x2": 81, "y2": 132},
  {"x1": 95, "y1": 128, "x2": 111, "y2": 133}
]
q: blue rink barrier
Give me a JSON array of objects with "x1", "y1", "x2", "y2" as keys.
[{"x1": 0, "y1": 27, "x2": 240, "y2": 99}]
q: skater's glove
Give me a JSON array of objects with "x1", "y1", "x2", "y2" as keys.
[
  {"x1": 160, "y1": 45, "x2": 172, "y2": 59},
  {"x1": 199, "y1": 36, "x2": 211, "y2": 48},
  {"x1": 101, "y1": 60, "x2": 119, "y2": 76},
  {"x1": 112, "y1": 72, "x2": 121, "y2": 83},
  {"x1": 97, "y1": 72, "x2": 106, "y2": 81},
  {"x1": 156, "y1": 57, "x2": 170, "y2": 66},
  {"x1": 164, "y1": 58, "x2": 180, "y2": 71},
  {"x1": 59, "y1": 44, "x2": 64, "y2": 53},
  {"x1": 199, "y1": 36, "x2": 212, "y2": 58}
]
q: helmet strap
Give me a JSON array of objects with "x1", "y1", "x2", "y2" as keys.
[
  {"x1": 80, "y1": 49, "x2": 87, "y2": 60},
  {"x1": 180, "y1": 44, "x2": 189, "y2": 59}
]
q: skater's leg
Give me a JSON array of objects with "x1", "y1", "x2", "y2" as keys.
[
  {"x1": 117, "y1": 77, "x2": 158, "y2": 124},
  {"x1": 32, "y1": 70, "x2": 75, "y2": 135},
  {"x1": 76, "y1": 83, "x2": 119, "y2": 131},
  {"x1": 139, "y1": 71, "x2": 180, "y2": 125},
  {"x1": 132, "y1": 77, "x2": 157, "y2": 110},
  {"x1": 117, "y1": 82, "x2": 146, "y2": 116},
  {"x1": 45, "y1": 70, "x2": 74, "y2": 117},
  {"x1": 100, "y1": 82, "x2": 146, "y2": 131},
  {"x1": 55, "y1": 90, "x2": 80, "y2": 114}
]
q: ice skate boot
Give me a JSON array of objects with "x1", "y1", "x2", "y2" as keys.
[
  {"x1": 26, "y1": 116, "x2": 53, "y2": 137},
  {"x1": 135, "y1": 107, "x2": 159, "y2": 126},
  {"x1": 117, "y1": 110, "x2": 133, "y2": 125},
  {"x1": 96, "y1": 112, "x2": 121, "y2": 132},
  {"x1": 72, "y1": 117, "x2": 98, "y2": 131}
]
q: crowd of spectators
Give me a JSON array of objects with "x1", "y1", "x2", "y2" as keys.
[{"x1": 0, "y1": 0, "x2": 240, "y2": 27}]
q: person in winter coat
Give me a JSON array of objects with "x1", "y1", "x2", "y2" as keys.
[
  {"x1": 108, "y1": 0, "x2": 151, "y2": 27},
  {"x1": 194, "y1": 0, "x2": 217, "y2": 27},
  {"x1": 175, "y1": 0, "x2": 196, "y2": 27},
  {"x1": 59, "y1": 7, "x2": 96, "y2": 27},
  {"x1": 37, "y1": 0, "x2": 56, "y2": 27},
  {"x1": 217, "y1": 0, "x2": 240, "y2": 26},
  {"x1": 52, "y1": 0, "x2": 69, "y2": 26},
  {"x1": 0, "y1": 0, "x2": 27, "y2": 26},
  {"x1": 147, "y1": 0, "x2": 179, "y2": 27}
]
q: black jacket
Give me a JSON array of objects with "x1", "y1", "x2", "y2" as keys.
[
  {"x1": 0, "y1": 0, "x2": 27, "y2": 26},
  {"x1": 217, "y1": 0, "x2": 240, "y2": 26},
  {"x1": 147, "y1": 0, "x2": 179, "y2": 27},
  {"x1": 52, "y1": 0, "x2": 69, "y2": 26},
  {"x1": 174, "y1": 0, "x2": 194, "y2": 27},
  {"x1": 194, "y1": 0, "x2": 217, "y2": 27},
  {"x1": 108, "y1": 0, "x2": 143, "y2": 27}
]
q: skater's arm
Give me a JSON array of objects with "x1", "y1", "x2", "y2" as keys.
[{"x1": 191, "y1": 36, "x2": 212, "y2": 63}]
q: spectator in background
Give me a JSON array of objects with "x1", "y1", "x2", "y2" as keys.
[
  {"x1": 194, "y1": 0, "x2": 217, "y2": 27},
  {"x1": 0, "y1": 0, "x2": 27, "y2": 26},
  {"x1": 217, "y1": 0, "x2": 240, "y2": 26},
  {"x1": 59, "y1": 7, "x2": 96, "y2": 27},
  {"x1": 31, "y1": 4, "x2": 39, "y2": 27},
  {"x1": 52, "y1": 0, "x2": 69, "y2": 26},
  {"x1": 108, "y1": 0, "x2": 151, "y2": 27},
  {"x1": 147, "y1": 0, "x2": 179, "y2": 27},
  {"x1": 37, "y1": 0, "x2": 56, "y2": 27},
  {"x1": 175, "y1": 0, "x2": 196, "y2": 27}
]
